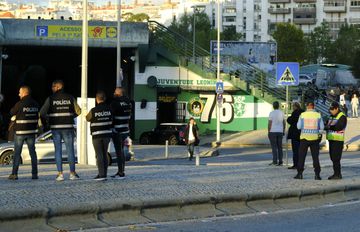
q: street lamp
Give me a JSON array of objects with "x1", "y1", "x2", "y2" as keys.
[
  {"x1": 116, "y1": 0, "x2": 123, "y2": 87},
  {"x1": 80, "y1": 0, "x2": 88, "y2": 164},
  {"x1": 192, "y1": 6, "x2": 200, "y2": 62},
  {"x1": 216, "y1": 0, "x2": 221, "y2": 143}
]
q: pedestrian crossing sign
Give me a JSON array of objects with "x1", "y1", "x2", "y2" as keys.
[
  {"x1": 276, "y1": 62, "x2": 299, "y2": 86},
  {"x1": 216, "y1": 81, "x2": 224, "y2": 94}
]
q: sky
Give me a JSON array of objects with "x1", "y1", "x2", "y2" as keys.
[{"x1": 4, "y1": 0, "x2": 163, "y2": 6}]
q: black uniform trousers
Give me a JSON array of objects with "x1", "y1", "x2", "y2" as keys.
[
  {"x1": 297, "y1": 139, "x2": 321, "y2": 175},
  {"x1": 328, "y1": 140, "x2": 344, "y2": 176},
  {"x1": 92, "y1": 137, "x2": 110, "y2": 177},
  {"x1": 112, "y1": 132, "x2": 126, "y2": 174}
]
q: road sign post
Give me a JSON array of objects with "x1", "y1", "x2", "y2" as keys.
[{"x1": 276, "y1": 62, "x2": 299, "y2": 166}]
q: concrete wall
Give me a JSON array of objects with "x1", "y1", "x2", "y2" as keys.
[{"x1": 0, "y1": 19, "x2": 148, "y2": 48}]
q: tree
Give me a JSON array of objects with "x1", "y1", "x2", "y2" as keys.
[
  {"x1": 168, "y1": 12, "x2": 214, "y2": 51},
  {"x1": 352, "y1": 49, "x2": 360, "y2": 79},
  {"x1": 221, "y1": 26, "x2": 242, "y2": 41},
  {"x1": 124, "y1": 13, "x2": 149, "y2": 22},
  {"x1": 272, "y1": 23, "x2": 306, "y2": 63},
  {"x1": 327, "y1": 24, "x2": 360, "y2": 65},
  {"x1": 304, "y1": 22, "x2": 332, "y2": 64}
]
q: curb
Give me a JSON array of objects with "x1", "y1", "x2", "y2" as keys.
[
  {"x1": 1, "y1": 184, "x2": 360, "y2": 223},
  {"x1": 213, "y1": 142, "x2": 360, "y2": 151}
]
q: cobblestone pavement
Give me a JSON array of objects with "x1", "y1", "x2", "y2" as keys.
[{"x1": 1, "y1": 147, "x2": 360, "y2": 213}]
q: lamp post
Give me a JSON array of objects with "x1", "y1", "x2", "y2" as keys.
[
  {"x1": 216, "y1": 0, "x2": 221, "y2": 143},
  {"x1": 116, "y1": 0, "x2": 122, "y2": 87},
  {"x1": 80, "y1": 0, "x2": 88, "y2": 164},
  {"x1": 192, "y1": 6, "x2": 199, "y2": 62}
]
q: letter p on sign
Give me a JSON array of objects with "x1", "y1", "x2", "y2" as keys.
[{"x1": 36, "y1": 26, "x2": 48, "y2": 37}]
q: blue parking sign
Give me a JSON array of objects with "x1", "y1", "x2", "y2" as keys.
[
  {"x1": 276, "y1": 62, "x2": 299, "y2": 86},
  {"x1": 36, "y1": 26, "x2": 48, "y2": 37}
]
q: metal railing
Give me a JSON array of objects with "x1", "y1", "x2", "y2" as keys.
[{"x1": 148, "y1": 20, "x2": 334, "y2": 117}]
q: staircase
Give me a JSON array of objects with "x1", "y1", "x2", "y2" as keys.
[{"x1": 148, "y1": 21, "x2": 334, "y2": 117}]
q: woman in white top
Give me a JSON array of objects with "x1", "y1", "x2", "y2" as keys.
[
  {"x1": 351, "y1": 93, "x2": 359, "y2": 118},
  {"x1": 184, "y1": 118, "x2": 199, "y2": 161}
]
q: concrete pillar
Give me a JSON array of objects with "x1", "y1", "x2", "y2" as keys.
[{"x1": 0, "y1": 47, "x2": 2, "y2": 94}]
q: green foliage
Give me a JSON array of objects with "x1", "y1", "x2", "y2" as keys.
[
  {"x1": 328, "y1": 24, "x2": 360, "y2": 65},
  {"x1": 168, "y1": 13, "x2": 241, "y2": 51},
  {"x1": 272, "y1": 23, "x2": 306, "y2": 63},
  {"x1": 123, "y1": 13, "x2": 149, "y2": 22},
  {"x1": 221, "y1": 26, "x2": 242, "y2": 41},
  {"x1": 304, "y1": 22, "x2": 332, "y2": 64},
  {"x1": 352, "y1": 49, "x2": 360, "y2": 79}
]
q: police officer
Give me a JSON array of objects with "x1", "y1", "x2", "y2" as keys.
[
  {"x1": 86, "y1": 91, "x2": 113, "y2": 181},
  {"x1": 110, "y1": 87, "x2": 132, "y2": 179},
  {"x1": 9, "y1": 86, "x2": 39, "y2": 180},
  {"x1": 325, "y1": 102, "x2": 347, "y2": 180},
  {"x1": 294, "y1": 102, "x2": 324, "y2": 180},
  {"x1": 40, "y1": 80, "x2": 81, "y2": 181}
]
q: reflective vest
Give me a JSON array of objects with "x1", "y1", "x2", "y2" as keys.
[
  {"x1": 111, "y1": 96, "x2": 132, "y2": 135},
  {"x1": 89, "y1": 103, "x2": 113, "y2": 138},
  {"x1": 326, "y1": 112, "x2": 346, "y2": 141},
  {"x1": 48, "y1": 92, "x2": 76, "y2": 130},
  {"x1": 14, "y1": 96, "x2": 39, "y2": 135},
  {"x1": 299, "y1": 111, "x2": 322, "y2": 141}
]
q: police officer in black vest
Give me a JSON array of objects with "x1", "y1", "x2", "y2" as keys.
[
  {"x1": 110, "y1": 87, "x2": 132, "y2": 179},
  {"x1": 9, "y1": 86, "x2": 39, "y2": 180},
  {"x1": 86, "y1": 91, "x2": 113, "y2": 181},
  {"x1": 40, "y1": 80, "x2": 81, "y2": 181}
]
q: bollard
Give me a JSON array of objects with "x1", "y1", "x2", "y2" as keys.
[
  {"x1": 195, "y1": 146, "x2": 200, "y2": 166},
  {"x1": 165, "y1": 140, "x2": 169, "y2": 159}
]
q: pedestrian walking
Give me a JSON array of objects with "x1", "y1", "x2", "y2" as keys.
[
  {"x1": 40, "y1": 80, "x2": 81, "y2": 181},
  {"x1": 286, "y1": 102, "x2": 304, "y2": 169},
  {"x1": 294, "y1": 102, "x2": 324, "y2": 180},
  {"x1": 110, "y1": 87, "x2": 132, "y2": 179},
  {"x1": 268, "y1": 101, "x2": 285, "y2": 166},
  {"x1": 8, "y1": 86, "x2": 39, "y2": 180},
  {"x1": 351, "y1": 94, "x2": 359, "y2": 118},
  {"x1": 86, "y1": 91, "x2": 113, "y2": 181},
  {"x1": 325, "y1": 102, "x2": 347, "y2": 180},
  {"x1": 184, "y1": 117, "x2": 200, "y2": 161},
  {"x1": 339, "y1": 92, "x2": 347, "y2": 116}
]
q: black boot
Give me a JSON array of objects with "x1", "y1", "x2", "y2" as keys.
[
  {"x1": 315, "y1": 174, "x2": 322, "y2": 180},
  {"x1": 328, "y1": 174, "x2": 342, "y2": 180},
  {"x1": 294, "y1": 173, "x2": 303, "y2": 179}
]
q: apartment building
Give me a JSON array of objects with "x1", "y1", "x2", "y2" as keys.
[{"x1": 182, "y1": 0, "x2": 360, "y2": 42}]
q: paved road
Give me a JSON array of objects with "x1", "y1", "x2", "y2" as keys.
[
  {"x1": 81, "y1": 200, "x2": 360, "y2": 232},
  {"x1": 1, "y1": 147, "x2": 360, "y2": 212}
]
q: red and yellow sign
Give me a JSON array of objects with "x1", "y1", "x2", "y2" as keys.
[{"x1": 35, "y1": 25, "x2": 118, "y2": 39}]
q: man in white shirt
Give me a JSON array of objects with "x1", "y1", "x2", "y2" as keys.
[{"x1": 268, "y1": 101, "x2": 285, "y2": 166}]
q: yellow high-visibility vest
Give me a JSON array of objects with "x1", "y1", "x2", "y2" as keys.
[
  {"x1": 299, "y1": 111, "x2": 322, "y2": 141},
  {"x1": 326, "y1": 112, "x2": 346, "y2": 141}
]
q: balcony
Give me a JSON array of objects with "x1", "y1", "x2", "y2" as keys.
[
  {"x1": 350, "y1": 6, "x2": 360, "y2": 12},
  {"x1": 293, "y1": 18, "x2": 317, "y2": 24},
  {"x1": 268, "y1": 0, "x2": 290, "y2": 3},
  {"x1": 294, "y1": 0, "x2": 316, "y2": 2},
  {"x1": 323, "y1": 1, "x2": 346, "y2": 12},
  {"x1": 268, "y1": 8, "x2": 291, "y2": 14},
  {"x1": 293, "y1": 7, "x2": 316, "y2": 14},
  {"x1": 349, "y1": 17, "x2": 360, "y2": 23}
]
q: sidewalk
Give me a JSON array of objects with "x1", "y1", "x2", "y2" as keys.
[
  {"x1": 1, "y1": 147, "x2": 360, "y2": 231},
  {"x1": 215, "y1": 117, "x2": 360, "y2": 151}
]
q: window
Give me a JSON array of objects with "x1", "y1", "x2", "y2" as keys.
[
  {"x1": 351, "y1": 0, "x2": 360, "y2": 6},
  {"x1": 225, "y1": 8, "x2": 236, "y2": 13},
  {"x1": 176, "y1": 103, "x2": 186, "y2": 123}
]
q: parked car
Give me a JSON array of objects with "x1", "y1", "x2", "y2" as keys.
[
  {"x1": 299, "y1": 74, "x2": 315, "y2": 85},
  {"x1": 139, "y1": 123, "x2": 187, "y2": 145},
  {"x1": 0, "y1": 130, "x2": 119, "y2": 165}
]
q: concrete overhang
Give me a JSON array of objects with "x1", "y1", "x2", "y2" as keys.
[{"x1": 0, "y1": 19, "x2": 149, "y2": 48}]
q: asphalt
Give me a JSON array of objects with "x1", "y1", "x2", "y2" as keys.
[{"x1": 1, "y1": 145, "x2": 360, "y2": 232}]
